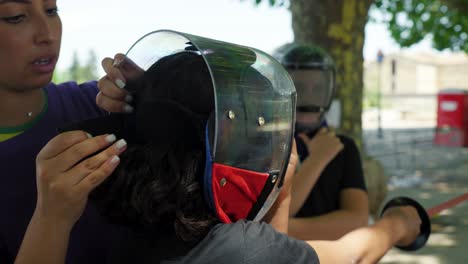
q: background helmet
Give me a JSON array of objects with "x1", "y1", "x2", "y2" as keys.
[{"x1": 274, "y1": 43, "x2": 336, "y2": 134}]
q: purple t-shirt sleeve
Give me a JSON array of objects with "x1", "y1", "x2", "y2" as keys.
[{"x1": 53, "y1": 81, "x2": 106, "y2": 123}]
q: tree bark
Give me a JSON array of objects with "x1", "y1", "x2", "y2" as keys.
[
  {"x1": 442, "y1": 0, "x2": 468, "y2": 15},
  {"x1": 289, "y1": 0, "x2": 374, "y2": 149}
]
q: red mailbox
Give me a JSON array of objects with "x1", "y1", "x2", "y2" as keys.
[{"x1": 434, "y1": 89, "x2": 468, "y2": 147}]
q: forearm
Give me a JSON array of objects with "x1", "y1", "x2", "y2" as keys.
[
  {"x1": 264, "y1": 193, "x2": 291, "y2": 234},
  {"x1": 307, "y1": 215, "x2": 406, "y2": 263},
  {"x1": 289, "y1": 209, "x2": 368, "y2": 240},
  {"x1": 289, "y1": 158, "x2": 327, "y2": 216},
  {"x1": 15, "y1": 212, "x2": 71, "y2": 264}
]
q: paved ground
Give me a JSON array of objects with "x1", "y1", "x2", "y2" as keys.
[
  {"x1": 380, "y1": 186, "x2": 468, "y2": 264},
  {"x1": 363, "y1": 125, "x2": 468, "y2": 264}
]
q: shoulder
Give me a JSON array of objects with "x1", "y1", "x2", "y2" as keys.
[
  {"x1": 337, "y1": 135, "x2": 357, "y2": 147},
  {"x1": 180, "y1": 221, "x2": 319, "y2": 264},
  {"x1": 45, "y1": 81, "x2": 105, "y2": 120},
  {"x1": 243, "y1": 221, "x2": 319, "y2": 264},
  {"x1": 337, "y1": 135, "x2": 360, "y2": 154},
  {"x1": 176, "y1": 221, "x2": 246, "y2": 263},
  {"x1": 46, "y1": 81, "x2": 99, "y2": 101},
  {"x1": 52, "y1": 81, "x2": 98, "y2": 94},
  {"x1": 239, "y1": 221, "x2": 319, "y2": 264}
]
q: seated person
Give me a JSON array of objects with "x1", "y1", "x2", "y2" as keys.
[
  {"x1": 276, "y1": 44, "x2": 369, "y2": 240},
  {"x1": 16, "y1": 40, "x2": 423, "y2": 264}
]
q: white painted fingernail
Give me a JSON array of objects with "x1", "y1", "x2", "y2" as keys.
[
  {"x1": 105, "y1": 134, "x2": 116, "y2": 143},
  {"x1": 116, "y1": 139, "x2": 127, "y2": 150},
  {"x1": 113, "y1": 57, "x2": 123, "y2": 67},
  {"x1": 115, "y1": 79, "x2": 126, "y2": 89},
  {"x1": 123, "y1": 104, "x2": 134, "y2": 113},
  {"x1": 86, "y1": 133, "x2": 93, "y2": 139},
  {"x1": 110, "y1": 155, "x2": 120, "y2": 165},
  {"x1": 125, "y1": 94, "x2": 133, "y2": 102}
]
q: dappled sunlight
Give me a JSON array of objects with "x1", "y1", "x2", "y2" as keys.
[
  {"x1": 380, "y1": 251, "x2": 442, "y2": 264},
  {"x1": 378, "y1": 219, "x2": 463, "y2": 263},
  {"x1": 433, "y1": 183, "x2": 453, "y2": 193},
  {"x1": 363, "y1": 51, "x2": 468, "y2": 263},
  {"x1": 440, "y1": 225, "x2": 455, "y2": 233},
  {"x1": 376, "y1": 192, "x2": 468, "y2": 263},
  {"x1": 439, "y1": 208, "x2": 454, "y2": 216},
  {"x1": 431, "y1": 223, "x2": 456, "y2": 233},
  {"x1": 418, "y1": 192, "x2": 431, "y2": 200},
  {"x1": 426, "y1": 233, "x2": 457, "y2": 247}
]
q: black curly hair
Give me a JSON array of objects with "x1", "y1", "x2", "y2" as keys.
[{"x1": 90, "y1": 51, "x2": 217, "y2": 242}]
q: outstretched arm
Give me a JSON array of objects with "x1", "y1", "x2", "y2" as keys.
[
  {"x1": 308, "y1": 205, "x2": 421, "y2": 263},
  {"x1": 289, "y1": 188, "x2": 369, "y2": 240},
  {"x1": 264, "y1": 142, "x2": 423, "y2": 263}
]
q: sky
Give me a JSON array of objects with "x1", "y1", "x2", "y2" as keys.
[{"x1": 56, "y1": 0, "x2": 436, "y2": 72}]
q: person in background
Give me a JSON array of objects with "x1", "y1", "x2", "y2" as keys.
[{"x1": 275, "y1": 43, "x2": 369, "y2": 240}]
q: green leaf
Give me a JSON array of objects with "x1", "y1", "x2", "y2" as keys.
[{"x1": 371, "y1": 0, "x2": 467, "y2": 52}]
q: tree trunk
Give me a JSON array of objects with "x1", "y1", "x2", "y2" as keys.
[{"x1": 289, "y1": 0, "x2": 374, "y2": 149}]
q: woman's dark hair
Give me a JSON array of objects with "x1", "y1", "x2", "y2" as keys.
[{"x1": 91, "y1": 51, "x2": 217, "y2": 242}]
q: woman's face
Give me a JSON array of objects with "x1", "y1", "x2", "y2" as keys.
[{"x1": 0, "y1": 0, "x2": 61, "y2": 92}]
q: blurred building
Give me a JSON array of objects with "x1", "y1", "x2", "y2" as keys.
[
  {"x1": 364, "y1": 52, "x2": 468, "y2": 125},
  {"x1": 365, "y1": 51, "x2": 468, "y2": 94}
]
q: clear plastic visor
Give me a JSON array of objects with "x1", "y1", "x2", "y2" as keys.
[
  {"x1": 289, "y1": 69, "x2": 334, "y2": 112},
  {"x1": 124, "y1": 30, "x2": 296, "y2": 221}
]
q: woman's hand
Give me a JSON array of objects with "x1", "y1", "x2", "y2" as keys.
[
  {"x1": 96, "y1": 53, "x2": 144, "y2": 113},
  {"x1": 34, "y1": 131, "x2": 127, "y2": 228},
  {"x1": 15, "y1": 131, "x2": 126, "y2": 264}
]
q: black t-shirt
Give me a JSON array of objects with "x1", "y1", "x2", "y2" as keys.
[
  {"x1": 295, "y1": 135, "x2": 367, "y2": 217},
  {"x1": 167, "y1": 220, "x2": 319, "y2": 264}
]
